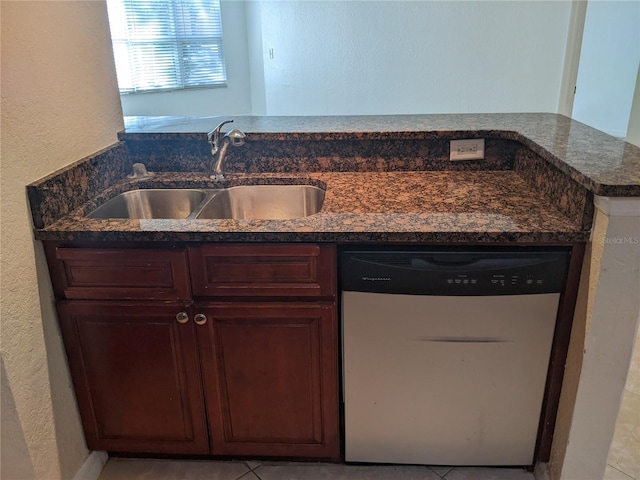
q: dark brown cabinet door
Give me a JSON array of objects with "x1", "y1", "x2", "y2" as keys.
[
  {"x1": 57, "y1": 302, "x2": 209, "y2": 454},
  {"x1": 195, "y1": 302, "x2": 340, "y2": 460}
]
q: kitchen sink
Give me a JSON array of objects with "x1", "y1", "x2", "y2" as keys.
[
  {"x1": 87, "y1": 189, "x2": 209, "y2": 219},
  {"x1": 87, "y1": 185, "x2": 325, "y2": 220},
  {"x1": 196, "y1": 185, "x2": 325, "y2": 220}
]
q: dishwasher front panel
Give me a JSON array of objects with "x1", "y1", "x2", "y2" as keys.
[{"x1": 342, "y1": 290, "x2": 560, "y2": 466}]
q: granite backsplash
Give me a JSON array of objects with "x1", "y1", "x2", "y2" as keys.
[
  {"x1": 28, "y1": 142, "x2": 130, "y2": 229},
  {"x1": 123, "y1": 136, "x2": 521, "y2": 174},
  {"x1": 515, "y1": 148, "x2": 594, "y2": 231}
]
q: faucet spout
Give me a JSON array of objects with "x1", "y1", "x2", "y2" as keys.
[
  {"x1": 208, "y1": 120, "x2": 246, "y2": 180},
  {"x1": 212, "y1": 139, "x2": 232, "y2": 180}
]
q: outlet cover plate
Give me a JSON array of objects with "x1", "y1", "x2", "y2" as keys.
[{"x1": 450, "y1": 139, "x2": 485, "y2": 161}]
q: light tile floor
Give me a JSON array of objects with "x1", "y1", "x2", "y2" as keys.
[
  {"x1": 605, "y1": 329, "x2": 640, "y2": 480},
  {"x1": 99, "y1": 458, "x2": 536, "y2": 480}
]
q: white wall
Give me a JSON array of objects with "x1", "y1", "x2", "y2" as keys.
[
  {"x1": 256, "y1": 1, "x2": 572, "y2": 116},
  {"x1": 246, "y1": 0, "x2": 267, "y2": 115},
  {"x1": 572, "y1": 0, "x2": 640, "y2": 138},
  {"x1": 119, "y1": 0, "x2": 573, "y2": 117},
  {"x1": 626, "y1": 65, "x2": 640, "y2": 146},
  {"x1": 119, "y1": 0, "x2": 253, "y2": 116},
  {"x1": 0, "y1": 2, "x2": 123, "y2": 478},
  {"x1": 557, "y1": 1, "x2": 588, "y2": 117}
]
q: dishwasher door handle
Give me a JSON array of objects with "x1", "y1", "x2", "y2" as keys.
[{"x1": 413, "y1": 336, "x2": 511, "y2": 343}]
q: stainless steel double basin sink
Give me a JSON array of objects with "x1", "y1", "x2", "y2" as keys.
[{"x1": 87, "y1": 185, "x2": 325, "y2": 220}]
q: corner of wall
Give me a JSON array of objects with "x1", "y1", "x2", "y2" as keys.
[
  {"x1": 625, "y1": 64, "x2": 640, "y2": 147},
  {"x1": 557, "y1": 0, "x2": 587, "y2": 116},
  {"x1": 548, "y1": 209, "x2": 608, "y2": 479},
  {"x1": 555, "y1": 201, "x2": 640, "y2": 479}
]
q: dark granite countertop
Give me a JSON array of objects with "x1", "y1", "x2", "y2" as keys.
[
  {"x1": 34, "y1": 171, "x2": 586, "y2": 243},
  {"x1": 32, "y1": 112, "x2": 634, "y2": 244},
  {"x1": 124, "y1": 113, "x2": 640, "y2": 197}
]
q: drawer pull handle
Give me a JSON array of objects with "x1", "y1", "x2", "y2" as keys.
[
  {"x1": 176, "y1": 312, "x2": 190, "y2": 324},
  {"x1": 194, "y1": 314, "x2": 208, "y2": 325}
]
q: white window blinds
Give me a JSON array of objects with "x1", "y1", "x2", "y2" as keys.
[{"x1": 106, "y1": 0, "x2": 227, "y2": 94}]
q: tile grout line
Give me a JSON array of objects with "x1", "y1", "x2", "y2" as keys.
[
  {"x1": 247, "y1": 462, "x2": 263, "y2": 480},
  {"x1": 606, "y1": 463, "x2": 636, "y2": 480},
  {"x1": 245, "y1": 461, "x2": 263, "y2": 473},
  {"x1": 252, "y1": 468, "x2": 263, "y2": 480},
  {"x1": 428, "y1": 465, "x2": 453, "y2": 479},
  {"x1": 622, "y1": 388, "x2": 640, "y2": 399},
  {"x1": 235, "y1": 470, "x2": 260, "y2": 480},
  {"x1": 241, "y1": 463, "x2": 450, "y2": 480}
]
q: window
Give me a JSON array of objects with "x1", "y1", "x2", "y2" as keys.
[{"x1": 106, "y1": 0, "x2": 227, "y2": 94}]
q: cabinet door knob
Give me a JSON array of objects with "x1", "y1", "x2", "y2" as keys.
[
  {"x1": 194, "y1": 313, "x2": 208, "y2": 325},
  {"x1": 176, "y1": 312, "x2": 190, "y2": 324}
]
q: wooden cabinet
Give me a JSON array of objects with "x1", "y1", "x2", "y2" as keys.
[
  {"x1": 196, "y1": 303, "x2": 339, "y2": 459},
  {"x1": 57, "y1": 302, "x2": 209, "y2": 454},
  {"x1": 49, "y1": 247, "x2": 191, "y2": 300},
  {"x1": 188, "y1": 244, "x2": 339, "y2": 460},
  {"x1": 46, "y1": 242, "x2": 339, "y2": 460},
  {"x1": 188, "y1": 244, "x2": 336, "y2": 298}
]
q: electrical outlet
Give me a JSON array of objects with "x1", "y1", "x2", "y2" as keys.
[{"x1": 450, "y1": 139, "x2": 485, "y2": 161}]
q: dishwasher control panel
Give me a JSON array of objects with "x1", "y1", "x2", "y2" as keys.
[
  {"x1": 448, "y1": 273, "x2": 546, "y2": 287},
  {"x1": 341, "y1": 247, "x2": 571, "y2": 296}
]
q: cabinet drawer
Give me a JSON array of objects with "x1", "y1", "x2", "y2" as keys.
[
  {"x1": 52, "y1": 248, "x2": 191, "y2": 300},
  {"x1": 188, "y1": 244, "x2": 336, "y2": 298}
]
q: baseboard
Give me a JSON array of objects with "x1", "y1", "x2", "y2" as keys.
[{"x1": 73, "y1": 451, "x2": 108, "y2": 480}]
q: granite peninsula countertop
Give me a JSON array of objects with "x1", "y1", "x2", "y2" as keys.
[{"x1": 29, "y1": 113, "x2": 639, "y2": 243}]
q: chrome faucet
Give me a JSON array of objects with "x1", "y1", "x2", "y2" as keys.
[{"x1": 207, "y1": 120, "x2": 246, "y2": 180}]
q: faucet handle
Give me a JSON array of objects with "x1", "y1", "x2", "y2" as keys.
[
  {"x1": 207, "y1": 120, "x2": 234, "y2": 145},
  {"x1": 207, "y1": 120, "x2": 234, "y2": 156}
]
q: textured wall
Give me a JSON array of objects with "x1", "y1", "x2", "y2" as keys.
[{"x1": 0, "y1": 2, "x2": 123, "y2": 478}]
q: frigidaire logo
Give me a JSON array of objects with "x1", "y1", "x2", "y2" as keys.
[{"x1": 362, "y1": 276, "x2": 392, "y2": 282}]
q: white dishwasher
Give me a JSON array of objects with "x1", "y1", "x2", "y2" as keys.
[{"x1": 341, "y1": 247, "x2": 570, "y2": 466}]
